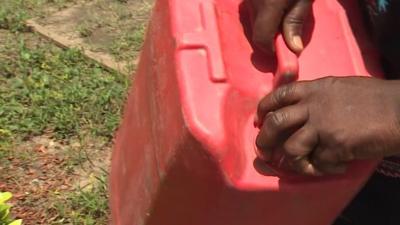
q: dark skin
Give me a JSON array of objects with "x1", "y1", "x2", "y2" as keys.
[
  {"x1": 251, "y1": 0, "x2": 400, "y2": 176},
  {"x1": 250, "y1": 0, "x2": 312, "y2": 53}
]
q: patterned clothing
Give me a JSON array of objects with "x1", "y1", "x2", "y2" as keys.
[
  {"x1": 367, "y1": 0, "x2": 390, "y2": 13},
  {"x1": 377, "y1": 156, "x2": 400, "y2": 178}
]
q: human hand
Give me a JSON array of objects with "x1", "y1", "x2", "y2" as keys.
[
  {"x1": 255, "y1": 77, "x2": 400, "y2": 176},
  {"x1": 249, "y1": 0, "x2": 312, "y2": 53}
]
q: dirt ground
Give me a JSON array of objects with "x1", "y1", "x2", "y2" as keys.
[
  {"x1": 0, "y1": 0, "x2": 153, "y2": 224},
  {"x1": 32, "y1": 0, "x2": 153, "y2": 74},
  {"x1": 1, "y1": 135, "x2": 111, "y2": 224}
]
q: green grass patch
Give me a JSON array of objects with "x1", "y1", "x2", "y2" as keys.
[
  {"x1": 0, "y1": 34, "x2": 129, "y2": 143},
  {"x1": 0, "y1": 0, "x2": 79, "y2": 32},
  {"x1": 67, "y1": 0, "x2": 151, "y2": 63},
  {"x1": 109, "y1": 23, "x2": 146, "y2": 62},
  {"x1": 0, "y1": 0, "x2": 30, "y2": 32},
  {"x1": 0, "y1": 0, "x2": 146, "y2": 224},
  {"x1": 52, "y1": 174, "x2": 109, "y2": 225}
]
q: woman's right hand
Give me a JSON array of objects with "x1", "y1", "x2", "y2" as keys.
[{"x1": 249, "y1": 0, "x2": 313, "y2": 54}]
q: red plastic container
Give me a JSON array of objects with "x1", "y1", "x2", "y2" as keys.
[{"x1": 110, "y1": 0, "x2": 383, "y2": 224}]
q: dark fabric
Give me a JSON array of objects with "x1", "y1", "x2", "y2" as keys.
[
  {"x1": 333, "y1": 2, "x2": 400, "y2": 224},
  {"x1": 376, "y1": 156, "x2": 400, "y2": 178},
  {"x1": 334, "y1": 173, "x2": 400, "y2": 225},
  {"x1": 362, "y1": 0, "x2": 400, "y2": 78},
  {"x1": 361, "y1": 0, "x2": 400, "y2": 176}
]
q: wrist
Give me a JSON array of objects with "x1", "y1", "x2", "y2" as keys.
[
  {"x1": 383, "y1": 79, "x2": 400, "y2": 105},
  {"x1": 382, "y1": 79, "x2": 400, "y2": 155}
]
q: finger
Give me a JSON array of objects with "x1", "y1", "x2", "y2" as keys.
[
  {"x1": 310, "y1": 146, "x2": 354, "y2": 175},
  {"x1": 314, "y1": 162, "x2": 348, "y2": 175},
  {"x1": 283, "y1": 125, "x2": 322, "y2": 176},
  {"x1": 283, "y1": 125, "x2": 317, "y2": 158},
  {"x1": 290, "y1": 156, "x2": 322, "y2": 176},
  {"x1": 255, "y1": 82, "x2": 308, "y2": 127},
  {"x1": 283, "y1": 0, "x2": 312, "y2": 53},
  {"x1": 312, "y1": 146, "x2": 355, "y2": 166},
  {"x1": 256, "y1": 105, "x2": 308, "y2": 160},
  {"x1": 252, "y1": 0, "x2": 289, "y2": 53},
  {"x1": 255, "y1": 143, "x2": 274, "y2": 162}
]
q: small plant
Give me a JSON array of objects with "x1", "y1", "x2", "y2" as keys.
[{"x1": 0, "y1": 192, "x2": 22, "y2": 225}]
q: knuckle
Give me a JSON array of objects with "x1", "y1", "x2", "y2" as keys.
[
  {"x1": 284, "y1": 0, "x2": 313, "y2": 25},
  {"x1": 266, "y1": 111, "x2": 288, "y2": 129},
  {"x1": 265, "y1": 0, "x2": 288, "y2": 8},
  {"x1": 328, "y1": 133, "x2": 355, "y2": 162},
  {"x1": 252, "y1": 35, "x2": 270, "y2": 50},
  {"x1": 336, "y1": 149, "x2": 355, "y2": 162},
  {"x1": 283, "y1": 142, "x2": 298, "y2": 157},
  {"x1": 284, "y1": 15, "x2": 305, "y2": 25},
  {"x1": 273, "y1": 83, "x2": 296, "y2": 105},
  {"x1": 331, "y1": 132, "x2": 349, "y2": 149},
  {"x1": 252, "y1": 29, "x2": 275, "y2": 51},
  {"x1": 299, "y1": 0, "x2": 313, "y2": 7}
]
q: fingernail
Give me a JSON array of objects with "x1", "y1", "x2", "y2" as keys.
[{"x1": 292, "y1": 35, "x2": 304, "y2": 52}]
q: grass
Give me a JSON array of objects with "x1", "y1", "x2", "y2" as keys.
[
  {"x1": 0, "y1": 0, "x2": 29, "y2": 32},
  {"x1": 0, "y1": 34, "x2": 128, "y2": 142},
  {"x1": 0, "y1": 33, "x2": 124, "y2": 224},
  {"x1": 68, "y1": 0, "x2": 151, "y2": 62},
  {"x1": 109, "y1": 23, "x2": 146, "y2": 61},
  {"x1": 0, "y1": 0, "x2": 149, "y2": 224},
  {"x1": 52, "y1": 174, "x2": 109, "y2": 225},
  {"x1": 0, "y1": 0, "x2": 81, "y2": 32},
  {"x1": 106, "y1": 1, "x2": 150, "y2": 62}
]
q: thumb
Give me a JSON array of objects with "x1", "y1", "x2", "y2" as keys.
[{"x1": 283, "y1": 0, "x2": 312, "y2": 53}]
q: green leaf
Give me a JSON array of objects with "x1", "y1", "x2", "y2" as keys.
[
  {"x1": 0, "y1": 204, "x2": 11, "y2": 220},
  {"x1": 0, "y1": 192, "x2": 12, "y2": 204},
  {"x1": 9, "y1": 219, "x2": 23, "y2": 225}
]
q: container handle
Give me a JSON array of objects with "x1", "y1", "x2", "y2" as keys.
[
  {"x1": 273, "y1": 34, "x2": 299, "y2": 88},
  {"x1": 246, "y1": 2, "x2": 300, "y2": 87}
]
